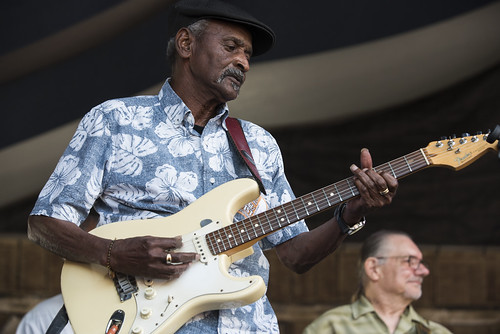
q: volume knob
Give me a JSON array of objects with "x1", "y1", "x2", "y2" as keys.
[
  {"x1": 140, "y1": 308, "x2": 152, "y2": 319},
  {"x1": 132, "y1": 327, "x2": 144, "y2": 334},
  {"x1": 144, "y1": 287, "x2": 156, "y2": 300}
]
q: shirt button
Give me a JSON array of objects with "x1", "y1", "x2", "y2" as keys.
[{"x1": 209, "y1": 177, "x2": 215, "y2": 184}]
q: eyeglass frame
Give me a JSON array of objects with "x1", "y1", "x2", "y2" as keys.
[{"x1": 375, "y1": 255, "x2": 429, "y2": 271}]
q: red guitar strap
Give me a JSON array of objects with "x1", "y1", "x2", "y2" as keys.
[{"x1": 225, "y1": 117, "x2": 266, "y2": 194}]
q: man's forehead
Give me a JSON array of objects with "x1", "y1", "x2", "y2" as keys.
[{"x1": 384, "y1": 235, "x2": 420, "y2": 255}]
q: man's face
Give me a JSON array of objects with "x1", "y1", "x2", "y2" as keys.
[
  {"x1": 376, "y1": 235, "x2": 430, "y2": 302},
  {"x1": 188, "y1": 20, "x2": 253, "y2": 103}
]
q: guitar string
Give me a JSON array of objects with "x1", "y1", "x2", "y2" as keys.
[
  {"x1": 206, "y1": 150, "x2": 428, "y2": 253},
  {"x1": 206, "y1": 149, "x2": 432, "y2": 254}
]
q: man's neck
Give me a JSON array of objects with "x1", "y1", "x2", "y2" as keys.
[
  {"x1": 364, "y1": 291, "x2": 410, "y2": 334},
  {"x1": 170, "y1": 76, "x2": 222, "y2": 127}
]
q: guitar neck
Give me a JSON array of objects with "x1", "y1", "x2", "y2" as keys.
[{"x1": 206, "y1": 148, "x2": 431, "y2": 255}]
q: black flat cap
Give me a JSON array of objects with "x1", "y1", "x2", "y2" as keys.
[{"x1": 168, "y1": 0, "x2": 275, "y2": 56}]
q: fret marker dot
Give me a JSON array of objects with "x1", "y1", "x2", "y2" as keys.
[
  {"x1": 228, "y1": 235, "x2": 232, "y2": 238},
  {"x1": 281, "y1": 218, "x2": 285, "y2": 222},
  {"x1": 255, "y1": 224, "x2": 259, "y2": 227},
  {"x1": 216, "y1": 239, "x2": 221, "y2": 243},
  {"x1": 330, "y1": 193, "x2": 334, "y2": 196},
  {"x1": 307, "y1": 201, "x2": 312, "y2": 205},
  {"x1": 241, "y1": 229, "x2": 245, "y2": 233},
  {"x1": 277, "y1": 209, "x2": 281, "y2": 213}
]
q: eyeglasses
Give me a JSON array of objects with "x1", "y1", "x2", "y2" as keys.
[{"x1": 375, "y1": 255, "x2": 428, "y2": 270}]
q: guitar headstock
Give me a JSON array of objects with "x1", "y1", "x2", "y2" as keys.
[{"x1": 424, "y1": 126, "x2": 500, "y2": 170}]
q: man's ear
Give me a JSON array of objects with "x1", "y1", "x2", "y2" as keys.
[
  {"x1": 175, "y1": 28, "x2": 193, "y2": 58},
  {"x1": 364, "y1": 257, "x2": 382, "y2": 282}
]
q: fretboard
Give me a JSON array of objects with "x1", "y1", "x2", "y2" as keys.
[{"x1": 206, "y1": 148, "x2": 430, "y2": 255}]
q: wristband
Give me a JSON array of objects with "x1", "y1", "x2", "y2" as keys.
[{"x1": 334, "y1": 203, "x2": 366, "y2": 235}]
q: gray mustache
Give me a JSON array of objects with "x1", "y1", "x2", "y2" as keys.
[{"x1": 217, "y1": 68, "x2": 245, "y2": 84}]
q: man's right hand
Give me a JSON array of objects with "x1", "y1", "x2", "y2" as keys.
[{"x1": 109, "y1": 235, "x2": 199, "y2": 280}]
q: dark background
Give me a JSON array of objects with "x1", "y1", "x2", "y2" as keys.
[{"x1": 1, "y1": 0, "x2": 499, "y2": 245}]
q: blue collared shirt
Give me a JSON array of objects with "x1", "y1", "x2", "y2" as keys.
[{"x1": 32, "y1": 79, "x2": 308, "y2": 333}]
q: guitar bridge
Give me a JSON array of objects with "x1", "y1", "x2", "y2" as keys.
[{"x1": 113, "y1": 272, "x2": 138, "y2": 302}]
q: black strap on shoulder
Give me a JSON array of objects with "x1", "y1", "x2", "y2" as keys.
[
  {"x1": 45, "y1": 305, "x2": 69, "y2": 334},
  {"x1": 225, "y1": 117, "x2": 266, "y2": 195}
]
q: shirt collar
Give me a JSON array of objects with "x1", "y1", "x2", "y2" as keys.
[
  {"x1": 352, "y1": 295, "x2": 431, "y2": 329},
  {"x1": 158, "y1": 79, "x2": 230, "y2": 129}
]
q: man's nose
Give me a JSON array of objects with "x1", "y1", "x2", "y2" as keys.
[
  {"x1": 417, "y1": 263, "x2": 430, "y2": 276},
  {"x1": 234, "y1": 52, "x2": 250, "y2": 73}
]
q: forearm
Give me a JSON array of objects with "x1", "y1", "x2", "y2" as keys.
[
  {"x1": 275, "y1": 216, "x2": 347, "y2": 274},
  {"x1": 27, "y1": 215, "x2": 108, "y2": 266},
  {"x1": 27, "y1": 215, "x2": 197, "y2": 279}
]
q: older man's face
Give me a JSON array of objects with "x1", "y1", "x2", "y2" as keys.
[
  {"x1": 377, "y1": 235, "x2": 430, "y2": 302},
  {"x1": 188, "y1": 20, "x2": 253, "y2": 103}
]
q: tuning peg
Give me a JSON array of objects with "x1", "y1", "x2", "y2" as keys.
[
  {"x1": 461, "y1": 133, "x2": 470, "y2": 137},
  {"x1": 486, "y1": 125, "x2": 500, "y2": 144}
]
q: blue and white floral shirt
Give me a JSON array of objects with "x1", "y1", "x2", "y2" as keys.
[{"x1": 31, "y1": 79, "x2": 308, "y2": 333}]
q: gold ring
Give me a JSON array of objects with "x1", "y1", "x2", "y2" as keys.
[
  {"x1": 166, "y1": 253, "x2": 172, "y2": 265},
  {"x1": 379, "y1": 188, "x2": 390, "y2": 196}
]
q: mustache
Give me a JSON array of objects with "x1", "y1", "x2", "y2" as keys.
[{"x1": 217, "y1": 67, "x2": 245, "y2": 84}]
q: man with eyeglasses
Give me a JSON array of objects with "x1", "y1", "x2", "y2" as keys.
[{"x1": 303, "y1": 230, "x2": 452, "y2": 334}]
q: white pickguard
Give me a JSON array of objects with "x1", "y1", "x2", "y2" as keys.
[{"x1": 130, "y1": 222, "x2": 261, "y2": 334}]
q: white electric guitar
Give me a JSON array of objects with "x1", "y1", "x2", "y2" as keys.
[{"x1": 61, "y1": 127, "x2": 499, "y2": 334}]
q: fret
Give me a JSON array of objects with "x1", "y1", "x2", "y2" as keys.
[
  {"x1": 222, "y1": 226, "x2": 233, "y2": 250},
  {"x1": 255, "y1": 214, "x2": 266, "y2": 235},
  {"x1": 420, "y1": 148, "x2": 430, "y2": 165},
  {"x1": 289, "y1": 200, "x2": 300, "y2": 221},
  {"x1": 321, "y1": 188, "x2": 332, "y2": 207},
  {"x1": 262, "y1": 211, "x2": 274, "y2": 232},
  {"x1": 387, "y1": 161, "x2": 396, "y2": 178},
  {"x1": 280, "y1": 205, "x2": 292, "y2": 226},
  {"x1": 206, "y1": 233, "x2": 216, "y2": 255},
  {"x1": 231, "y1": 224, "x2": 241, "y2": 247},
  {"x1": 237, "y1": 219, "x2": 251, "y2": 243},
  {"x1": 334, "y1": 183, "x2": 343, "y2": 201},
  {"x1": 346, "y1": 178, "x2": 356, "y2": 197},
  {"x1": 249, "y1": 216, "x2": 258, "y2": 238},
  {"x1": 300, "y1": 197, "x2": 310, "y2": 217},
  {"x1": 215, "y1": 229, "x2": 225, "y2": 252},
  {"x1": 273, "y1": 207, "x2": 283, "y2": 228},
  {"x1": 235, "y1": 222, "x2": 245, "y2": 245},
  {"x1": 310, "y1": 192, "x2": 321, "y2": 212}
]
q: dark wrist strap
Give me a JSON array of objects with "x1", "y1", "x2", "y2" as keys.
[{"x1": 334, "y1": 203, "x2": 366, "y2": 235}]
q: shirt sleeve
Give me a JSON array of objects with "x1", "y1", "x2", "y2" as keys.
[
  {"x1": 30, "y1": 108, "x2": 111, "y2": 225},
  {"x1": 239, "y1": 120, "x2": 309, "y2": 251}
]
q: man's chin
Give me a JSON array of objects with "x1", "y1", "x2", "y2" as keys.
[{"x1": 405, "y1": 288, "x2": 422, "y2": 301}]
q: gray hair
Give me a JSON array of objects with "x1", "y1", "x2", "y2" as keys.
[
  {"x1": 166, "y1": 19, "x2": 210, "y2": 67},
  {"x1": 352, "y1": 230, "x2": 412, "y2": 301}
]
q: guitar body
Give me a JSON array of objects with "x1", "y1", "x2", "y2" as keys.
[{"x1": 61, "y1": 178, "x2": 266, "y2": 334}]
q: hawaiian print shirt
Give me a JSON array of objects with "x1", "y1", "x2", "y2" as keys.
[{"x1": 31, "y1": 79, "x2": 309, "y2": 333}]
